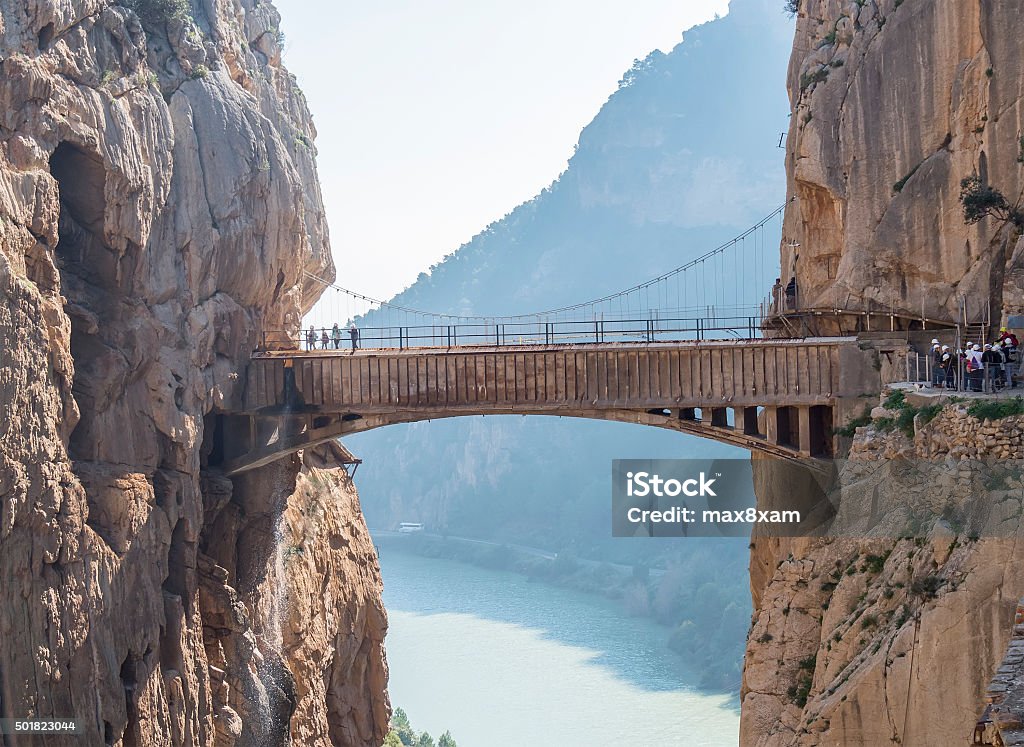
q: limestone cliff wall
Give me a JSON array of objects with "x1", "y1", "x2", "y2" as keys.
[
  {"x1": 0, "y1": 1, "x2": 387, "y2": 744},
  {"x1": 780, "y1": 0, "x2": 1024, "y2": 325},
  {"x1": 742, "y1": 405, "x2": 1024, "y2": 745}
]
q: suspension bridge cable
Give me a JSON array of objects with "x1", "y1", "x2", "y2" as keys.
[{"x1": 302, "y1": 200, "x2": 790, "y2": 323}]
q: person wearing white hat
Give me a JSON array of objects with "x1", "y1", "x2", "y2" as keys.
[
  {"x1": 982, "y1": 343, "x2": 1002, "y2": 392},
  {"x1": 939, "y1": 345, "x2": 954, "y2": 388},
  {"x1": 930, "y1": 340, "x2": 943, "y2": 387},
  {"x1": 968, "y1": 344, "x2": 984, "y2": 391}
]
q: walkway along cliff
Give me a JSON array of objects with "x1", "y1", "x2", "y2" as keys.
[
  {"x1": 0, "y1": 1, "x2": 388, "y2": 745},
  {"x1": 741, "y1": 1, "x2": 1024, "y2": 744}
]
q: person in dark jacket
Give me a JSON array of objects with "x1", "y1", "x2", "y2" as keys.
[
  {"x1": 982, "y1": 344, "x2": 1002, "y2": 391},
  {"x1": 349, "y1": 325, "x2": 360, "y2": 352},
  {"x1": 930, "y1": 340, "x2": 942, "y2": 387},
  {"x1": 940, "y1": 346, "x2": 956, "y2": 389}
]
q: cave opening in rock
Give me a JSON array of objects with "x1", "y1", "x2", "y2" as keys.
[
  {"x1": 201, "y1": 413, "x2": 226, "y2": 469},
  {"x1": 119, "y1": 652, "x2": 139, "y2": 747},
  {"x1": 163, "y1": 518, "x2": 191, "y2": 605},
  {"x1": 38, "y1": 22, "x2": 54, "y2": 50},
  {"x1": 49, "y1": 141, "x2": 113, "y2": 461}
]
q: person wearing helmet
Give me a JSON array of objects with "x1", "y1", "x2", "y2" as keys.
[
  {"x1": 999, "y1": 327, "x2": 1019, "y2": 386},
  {"x1": 982, "y1": 343, "x2": 1002, "y2": 392},
  {"x1": 930, "y1": 339, "x2": 943, "y2": 387},
  {"x1": 940, "y1": 345, "x2": 955, "y2": 389},
  {"x1": 995, "y1": 341, "x2": 1015, "y2": 389},
  {"x1": 967, "y1": 344, "x2": 984, "y2": 391}
]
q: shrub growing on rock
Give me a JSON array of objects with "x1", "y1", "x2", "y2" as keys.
[{"x1": 120, "y1": 0, "x2": 190, "y2": 26}]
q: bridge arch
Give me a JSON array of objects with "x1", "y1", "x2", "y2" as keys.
[{"x1": 216, "y1": 339, "x2": 865, "y2": 475}]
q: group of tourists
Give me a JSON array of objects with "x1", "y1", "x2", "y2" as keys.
[
  {"x1": 930, "y1": 327, "x2": 1020, "y2": 391},
  {"x1": 305, "y1": 323, "x2": 360, "y2": 351}
]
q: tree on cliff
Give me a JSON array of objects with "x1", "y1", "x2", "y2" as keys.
[
  {"x1": 438, "y1": 732, "x2": 458, "y2": 747},
  {"x1": 959, "y1": 176, "x2": 1024, "y2": 230}
]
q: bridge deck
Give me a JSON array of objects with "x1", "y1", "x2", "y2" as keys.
[
  {"x1": 212, "y1": 337, "x2": 875, "y2": 475},
  {"x1": 246, "y1": 337, "x2": 855, "y2": 414}
]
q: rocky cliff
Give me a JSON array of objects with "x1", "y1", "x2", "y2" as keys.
[
  {"x1": 0, "y1": 1, "x2": 387, "y2": 744},
  {"x1": 742, "y1": 401, "x2": 1024, "y2": 745},
  {"x1": 742, "y1": 1, "x2": 1024, "y2": 743},
  {"x1": 780, "y1": 0, "x2": 1024, "y2": 325}
]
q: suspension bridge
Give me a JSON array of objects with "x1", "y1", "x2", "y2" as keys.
[{"x1": 207, "y1": 203, "x2": 944, "y2": 475}]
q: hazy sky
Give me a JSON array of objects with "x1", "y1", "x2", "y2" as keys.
[{"x1": 274, "y1": 0, "x2": 732, "y2": 301}]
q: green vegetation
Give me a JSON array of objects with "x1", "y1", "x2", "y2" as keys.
[
  {"x1": 834, "y1": 407, "x2": 872, "y2": 437},
  {"x1": 959, "y1": 175, "x2": 1024, "y2": 229},
  {"x1": 784, "y1": 0, "x2": 799, "y2": 17},
  {"x1": 788, "y1": 655, "x2": 815, "y2": 707},
  {"x1": 119, "y1": 0, "x2": 190, "y2": 26},
  {"x1": 893, "y1": 162, "x2": 922, "y2": 193},
  {"x1": 872, "y1": 389, "x2": 943, "y2": 438},
  {"x1": 862, "y1": 552, "x2": 890, "y2": 574},
  {"x1": 967, "y1": 396, "x2": 1024, "y2": 421},
  {"x1": 800, "y1": 66, "x2": 829, "y2": 92},
  {"x1": 910, "y1": 574, "x2": 943, "y2": 598},
  {"x1": 190, "y1": 64, "x2": 209, "y2": 80},
  {"x1": 916, "y1": 403, "x2": 943, "y2": 427},
  {"x1": 387, "y1": 708, "x2": 458, "y2": 747},
  {"x1": 883, "y1": 389, "x2": 906, "y2": 410}
]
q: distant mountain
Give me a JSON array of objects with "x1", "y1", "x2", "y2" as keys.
[
  {"x1": 366, "y1": 0, "x2": 792, "y2": 319},
  {"x1": 347, "y1": 0, "x2": 794, "y2": 690}
]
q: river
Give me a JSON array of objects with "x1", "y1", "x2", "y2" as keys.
[{"x1": 378, "y1": 546, "x2": 740, "y2": 746}]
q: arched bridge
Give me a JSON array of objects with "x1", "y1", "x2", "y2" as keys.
[{"x1": 214, "y1": 335, "x2": 877, "y2": 476}]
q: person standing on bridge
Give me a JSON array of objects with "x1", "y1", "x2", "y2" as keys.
[
  {"x1": 941, "y1": 345, "x2": 956, "y2": 389},
  {"x1": 306, "y1": 326, "x2": 316, "y2": 351},
  {"x1": 331, "y1": 322, "x2": 342, "y2": 349},
  {"x1": 982, "y1": 343, "x2": 1002, "y2": 392},
  {"x1": 930, "y1": 339, "x2": 942, "y2": 387},
  {"x1": 968, "y1": 344, "x2": 984, "y2": 392},
  {"x1": 320, "y1": 329, "x2": 330, "y2": 350},
  {"x1": 999, "y1": 327, "x2": 1019, "y2": 387},
  {"x1": 999, "y1": 326, "x2": 1020, "y2": 349},
  {"x1": 784, "y1": 276, "x2": 797, "y2": 311},
  {"x1": 349, "y1": 324, "x2": 360, "y2": 352},
  {"x1": 771, "y1": 278, "x2": 783, "y2": 314}
]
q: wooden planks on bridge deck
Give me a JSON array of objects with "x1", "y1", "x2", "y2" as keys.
[{"x1": 245, "y1": 339, "x2": 849, "y2": 414}]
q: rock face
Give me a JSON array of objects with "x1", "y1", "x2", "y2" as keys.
[
  {"x1": 741, "y1": 405, "x2": 1024, "y2": 745},
  {"x1": 0, "y1": 1, "x2": 387, "y2": 744},
  {"x1": 780, "y1": 0, "x2": 1024, "y2": 325}
]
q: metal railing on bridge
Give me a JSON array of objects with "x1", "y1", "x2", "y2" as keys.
[{"x1": 263, "y1": 312, "x2": 767, "y2": 353}]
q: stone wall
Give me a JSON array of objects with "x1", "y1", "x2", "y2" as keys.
[{"x1": 742, "y1": 399, "x2": 1024, "y2": 745}]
